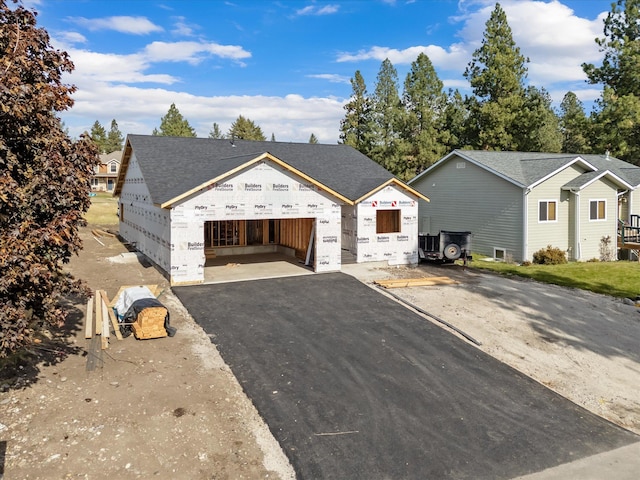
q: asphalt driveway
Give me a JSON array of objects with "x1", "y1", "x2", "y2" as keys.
[{"x1": 173, "y1": 273, "x2": 637, "y2": 479}]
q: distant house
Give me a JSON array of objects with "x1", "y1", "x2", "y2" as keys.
[
  {"x1": 408, "y1": 150, "x2": 640, "y2": 262},
  {"x1": 114, "y1": 135, "x2": 428, "y2": 285},
  {"x1": 92, "y1": 151, "x2": 122, "y2": 192}
]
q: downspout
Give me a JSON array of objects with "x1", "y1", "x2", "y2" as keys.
[
  {"x1": 523, "y1": 188, "x2": 530, "y2": 261},
  {"x1": 574, "y1": 191, "x2": 581, "y2": 261}
]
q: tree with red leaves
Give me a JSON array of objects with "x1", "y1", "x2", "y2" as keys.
[{"x1": 0, "y1": 0, "x2": 99, "y2": 359}]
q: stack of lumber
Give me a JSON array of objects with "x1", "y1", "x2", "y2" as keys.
[
  {"x1": 85, "y1": 290, "x2": 122, "y2": 349},
  {"x1": 374, "y1": 276, "x2": 459, "y2": 289},
  {"x1": 131, "y1": 306, "x2": 169, "y2": 340}
]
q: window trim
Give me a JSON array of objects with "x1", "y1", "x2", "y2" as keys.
[
  {"x1": 589, "y1": 199, "x2": 607, "y2": 221},
  {"x1": 538, "y1": 200, "x2": 558, "y2": 223}
]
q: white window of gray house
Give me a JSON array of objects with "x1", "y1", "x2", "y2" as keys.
[
  {"x1": 539, "y1": 200, "x2": 557, "y2": 222},
  {"x1": 589, "y1": 199, "x2": 606, "y2": 221}
]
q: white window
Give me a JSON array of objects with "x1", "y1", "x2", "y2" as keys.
[
  {"x1": 109, "y1": 162, "x2": 118, "y2": 173},
  {"x1": 589, "y1": 199, "x2": 606, "y2": 221},
  {"x1": 494, "y1": 248, "x2": 506, "y2": 261},
  {"x1": 539, "y1": 200, "x2": 557, "y2": 222}
]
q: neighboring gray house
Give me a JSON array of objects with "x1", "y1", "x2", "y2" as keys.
[
  {"x1": 408, "y1": 150, "x2": 640, "y2": 262},
  {"x1": 114, "y1": 135, "x2": 428, "y2": 285}
]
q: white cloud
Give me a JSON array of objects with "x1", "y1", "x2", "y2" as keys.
[
  {"x1": 336, "y1": 44, "x2": 469, "y2": 73},
  {"x1": 170, "y1": 17, "x2": 198, "y2": 36},
  {"x1": 59, "y1": 31, "x2": 87, "y2": 45},
  {"x1": 62, "y1": 85, "x2": 345, "y2": 143},
  {"x1": 69, "y1": 16, "x2": 164, "y2": 35},
  {"x1": 143, "y1": 41, "x2": 251, "y2": 64},
  {"x1": 64, "y1": 49, "x2": 178, "y2": 85},
  {"x1": 295, "y1": 4, "x2": 340, "y2": 16},
  {"x1": 307, "y1": 74, "x2": 351, "y2": 84}
]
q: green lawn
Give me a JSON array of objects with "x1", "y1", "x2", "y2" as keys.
[
  {"x1": 85, "y1": 192, "x2": 118, "y2": 226},
  {"x1": 467, "y1": 254, "x2": 640, "y2": 299}
]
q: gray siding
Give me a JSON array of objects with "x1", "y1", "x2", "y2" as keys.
[
  {"x1": 526, "y1": 165, "x2": 583, "y2": 260},
  {"x1": 411, "y1": 155, "x2": 524, "y2": 260},
  {"x1": 577, "y1": 178, "x2": 618, "y2": 260}
]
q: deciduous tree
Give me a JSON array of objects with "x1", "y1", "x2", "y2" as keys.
[{"x1": 0, "y1": 0, "x2": 99, "y2": 359}]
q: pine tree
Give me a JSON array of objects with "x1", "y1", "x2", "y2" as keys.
[
  {"x1": 308, "y1": 133, "x2": 318, "y2": 144},
  {"x1": 464, "y1": 3, "x2": 529, "y2": 150},
  {"x1": 227, "y1": 115, "x2": 266, "y2": 141},
  {"x1": 583, "y1": 0, "x2": 640, "y2": 163},
  {"x1": 515, "y1": 87, "x2": 562, "y2": 153},
  {"x1": 271, "y1": 133, "x2": 276, "y2": 142},
  {"x1": 371, "y1": 59, "x2": 403, "y2": 173},
  {"x1": 90, "y1": 120, "x2": 107, "y2": 153},
  {"x1": 153, "y1": 103, "x2": 197, "y2": 137},
  {"x1": 208, "y1": 122, "x2": 225, "y2": 139},
  {"x1": 441, "y1": 89, "x2": 471, "y2": 151},
  {"x1": 559, "y1": 92, "x2": 591, "y2": 153},
  {"x1": 399, "y1": 52, "x2": 448, "y2": 178},
  {"x1": 0, "y1": 1, "x2": 99, "y2": 358},
  {"x1": 339, "y1": 70, "x2": 374, "y2": 156},
  {"x1": 104, "y1": 119, "x2": 124, "y2": 153},
  {"x1": 583, "y1": 0, "x2": 640, "y2": 97}
]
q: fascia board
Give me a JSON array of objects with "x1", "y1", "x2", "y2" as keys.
[
  {"x1": 113, "y1": 138, "x2": 132, "y2": 197},
  {"x1": 354, "y1": 178, "x2": 430, "y2": 204},
  {"x1": 160, "y1": 152, "x2": 353, "y2": 208},
  {"x1": 528, "y1": 157, "x2": 598, "y2": 190},
  {"x1": 561, "y1": 169, "x2": 634, "y2": 191}
]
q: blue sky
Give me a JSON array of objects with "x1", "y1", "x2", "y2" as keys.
[{"x1": 26, "y1": 0, "x2": 611, "y2": 144}]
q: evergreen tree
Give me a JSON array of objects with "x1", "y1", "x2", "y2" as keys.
[
  {"x1": 339, "y1": 70, "x2": 374, "y2": 156},
  {"x1": 308, "y1": 133, "x2": 318, "y2": 144},
  {"x1": 153, "y1": 103, "x2": 197, "y2": 137},
  {"x1": 371, "y1": 59, "x2": 403, "y2": 173},
  {"x1": 208, "y1": 122, "x2": 225, "y2": 139},
  {"x1": 464, "y1": 2, "x2": 529, "y2": 150},
  {"x1": 583, "y1": 0, "x2": 640, "y2": 163},
  {"x1": 559, "y1": 92, "x2": 591, "y2": 153},
  {"x1": 104, "y1": 119, "x2": 124, "y2": 153},
  {"x1": 441, "y1": 89, "x2": 471, "y2": 151},
  {"x1": 583, "y1": 0, "x2": 640, "y2": 97},
  {"x1": 0, "y1": 1, "x2": 99, "y2": 358},
  {"x1": 398, "y1": 52, "x2": 448, "y2": 178},
  {"x1": 90, "y1": 120, "x2": 107, "y2": 153},
  {"x1": 227, "y1": 115, "x2": 266, "y2": 141},
  {"x1": 271, "y1": 133, "x2": 276, "y2": 142},
  {"x1": 515, "y1": 87, "x2": 562, "y2": 153},
  {"x1": 591, "y1": 87, "x2": 640, "y2": 164}
]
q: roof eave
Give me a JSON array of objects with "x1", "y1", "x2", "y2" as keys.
[{"x1": 354, "y1": 178, "x2": 430, "y2": 204}]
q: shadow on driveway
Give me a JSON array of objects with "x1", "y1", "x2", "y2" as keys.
[{"x1": 173, "y1": 273, "x2": 637, "y2": 480}]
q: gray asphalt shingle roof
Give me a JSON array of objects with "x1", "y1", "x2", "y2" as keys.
[
  {"x1": 449, "y1": 150, "x2": 640, "y2": 188},
  {"x1": 124, "y1": 135, "x2": 396, "y2": 205}
]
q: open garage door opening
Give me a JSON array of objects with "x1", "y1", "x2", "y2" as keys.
[{"x1": 202, "y1": 219, "x2": 316, "y2": 283}]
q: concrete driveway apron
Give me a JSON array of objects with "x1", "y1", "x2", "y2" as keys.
[{"x1": 173, "y1": 273, "x2": 638, "y2": 480}]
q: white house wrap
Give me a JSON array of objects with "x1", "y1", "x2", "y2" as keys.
[{"x1": 114, "y1": 135, "x2": 428, "y2": 285}]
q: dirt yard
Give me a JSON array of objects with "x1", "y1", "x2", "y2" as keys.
[{"x1": 1, "y1": 226, "x2": 639, "y2": 479}]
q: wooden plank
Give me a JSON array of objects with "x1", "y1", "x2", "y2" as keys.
[
  {"x1": 85, "y1": 297, "x2": 94, "y2": 339},
  {"x1": 94, "y1": 290, "x2": 102, "y2": 335},
  {"x1": 100, "y1": 290, "x2": 123, "y2": 341},
  {"x1": 101, "y1": 299, "x2": 110, "y2": 350},
  {"x1": 374, "y1": 277, "x2": 460, "y2": 288}
]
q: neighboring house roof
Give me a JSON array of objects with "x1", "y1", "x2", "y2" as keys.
[
  {"x1": 99, "y1": 151, "x2": 123, "y2": 164},
  {"x1": 115, "y1": 135, "x2": 428, "y2": 207},
  {"x1": 409, "y1": 149, "x2": 640, "y2": 190}
]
